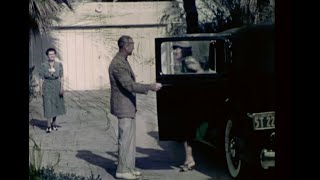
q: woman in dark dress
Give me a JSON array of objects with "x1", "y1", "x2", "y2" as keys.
[
  {"x1": 172, "y1": 41, "x2": 203, "y2": 171},
  {"x1": 39, "y1": 48, "x2": 66, "y2": 133}
]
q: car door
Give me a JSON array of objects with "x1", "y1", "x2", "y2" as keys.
[{"x1": 155, "y1": 37, "x2": 231, "y2": 141}]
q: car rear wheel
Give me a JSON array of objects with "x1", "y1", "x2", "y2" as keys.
[{"x1": 225, "y1": 119, "x2": 241, "y2": 178}]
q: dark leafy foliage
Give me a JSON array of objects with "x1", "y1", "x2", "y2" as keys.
[{"x1": 29, "y1": 166, "x2": 102, "y2": 180}]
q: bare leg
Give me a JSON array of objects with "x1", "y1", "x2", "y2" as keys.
[
  {"x1": 52, "y1": 116, "x2": 57, "y2": 126},
  {"x1": 46, "y1": 117, "x2": 52, "y2": 133},
  {"x1": 51, "y1": 116, "x2": 58, "y2": 130},
  {"x1": 180, "y1": 141, "x2": 196, "y2": 171},
  {"x1": 47, "y1": 117, "x2": 52, "y2": 128},
  {"x1": 184, "y1": 141, "x2": 195, "y2": 164}
]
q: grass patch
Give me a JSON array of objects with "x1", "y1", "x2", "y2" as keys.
[{"x1": 29, "y1": 135, "x2": 101, "y2": 180}]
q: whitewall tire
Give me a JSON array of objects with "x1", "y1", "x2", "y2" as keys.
[{"x1": 225, "y1": 119, "x2": 241, "y2": 178}]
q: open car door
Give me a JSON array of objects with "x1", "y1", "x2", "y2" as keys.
[{"x1": 155, "y1": 36, "x2": 231, "y2": 141}]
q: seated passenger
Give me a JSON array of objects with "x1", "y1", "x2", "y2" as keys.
[{"x1": 172, "y1": 41, "x2": 204, "y2": 74}]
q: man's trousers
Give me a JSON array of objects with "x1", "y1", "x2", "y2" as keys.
[{"x1": 116, "y1": 117, "x2": 136, "y2": 173}]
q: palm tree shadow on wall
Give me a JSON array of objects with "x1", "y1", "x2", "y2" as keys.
[
  {"x1": 30, "y1": 31, "x2": 62, "y2": 68},
  {"x1": 29, "y1": 0, "x2": 72, "y2": 69}
]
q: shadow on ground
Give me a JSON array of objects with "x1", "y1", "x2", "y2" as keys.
[
  {"x1": 105, "y1": 130, "x2": 184, "y2": 171},
  {"x1": 147, "y1": 130, "x2": 232, "y2": 179},
  {"x1": 30, "y1": 118, "x2": 62, "y2": 131},
  {"x1": 106, "y1": 148, "x2": 179, "y2": 171},
  {"x1": 30, "y1": 119, "x2": 47, "y2": 130},
  {"x1": 76, "y1": 150, "x2": 117, "y2": 177}
]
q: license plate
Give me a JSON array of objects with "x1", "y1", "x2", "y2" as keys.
[{"x1": 252, "y1": 111, "x2": 275, "y2": 130}]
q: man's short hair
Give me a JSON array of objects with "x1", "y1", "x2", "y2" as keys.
[
  {"x1": 46, "y1": 48, "x2": 56, "y2": 55},
  {"x1": 118, "y1": 36, "x2": 132, "y2": 49}
]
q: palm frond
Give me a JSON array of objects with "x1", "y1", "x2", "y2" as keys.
[
  {"x1": 29, "y1": 0, "x2": 73, "y2": 35},
  {"x1": 240, "y1": 0, "x2": 259, "y2": 14},
  {"x1": 54, "y1": 0, "x2": 73, "y2": 10}
]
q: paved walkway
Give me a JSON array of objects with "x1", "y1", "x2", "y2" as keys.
[{"x1": 29, "y1": 90, "x2": 231, "y2": 180}]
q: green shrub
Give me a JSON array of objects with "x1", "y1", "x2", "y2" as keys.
[
  {"x1": 29, "y1": 166, "x2": 102, "y2": 180},
  {"x1": 29, "y1": 136, "x2": 101, "y2": 180}
]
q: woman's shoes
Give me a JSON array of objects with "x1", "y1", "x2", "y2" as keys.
[
  {"x1": 46, "y1": 125, "x2": 58, "y2": 133},
  {"x1": 130, "y1": 169, "x2": 142, "y2": 176},
  {"x1": 46, "y1": 127, "x2": 52, "y2": 133},
  {"x1": 180, "y1": 161, "x2": 195, "y2": 172},
  {"x1": 51, "y1": 125, "x2": 58, "y2": 131}
]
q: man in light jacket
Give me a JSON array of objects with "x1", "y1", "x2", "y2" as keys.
[{"x1": 109, "y1": 35, "x2": 162, "y2": 179}]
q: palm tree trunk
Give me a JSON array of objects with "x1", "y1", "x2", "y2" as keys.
[{"x1": 183, "y1": 0, "x2": 200, "y2": 34}]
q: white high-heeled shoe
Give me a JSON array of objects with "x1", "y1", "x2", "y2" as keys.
[
  {"x1": 180, "y1": 161, "x2": 196, "y2": 171},
  {"x1": 130, "y1": 169, "x2": 142, "y2": 176}
]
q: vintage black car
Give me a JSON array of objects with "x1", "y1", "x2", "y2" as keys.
[{"x1": 155, "y1": 24, "x2": 275, "y2": 178}]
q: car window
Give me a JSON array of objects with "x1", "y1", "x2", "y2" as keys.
[{"x1": 160, "y1": 40, "x2": 216, "y2": 75}]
